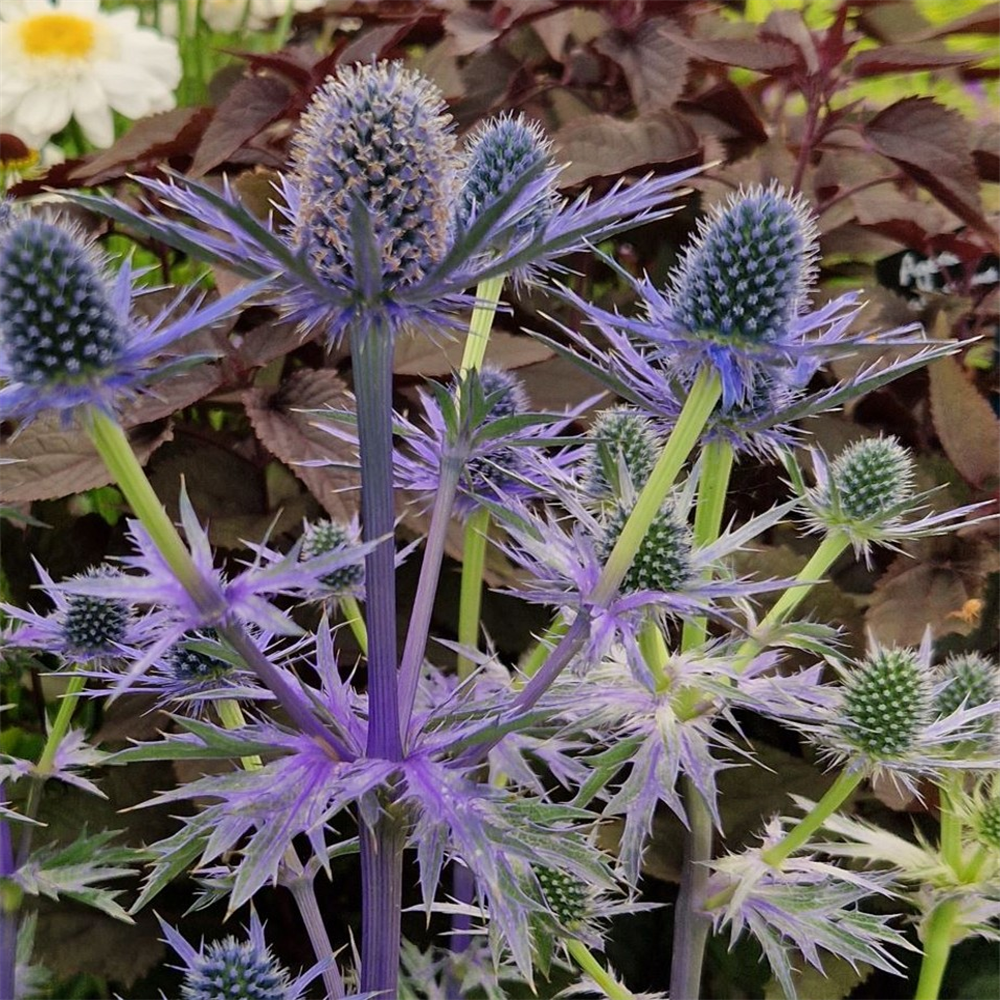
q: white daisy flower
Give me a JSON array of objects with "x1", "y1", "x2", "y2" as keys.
[{"x1": 0, "y1": 0, "x2": 181, "y2": 149}]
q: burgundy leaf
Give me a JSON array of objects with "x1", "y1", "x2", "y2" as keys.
[
  {"x1": 663, "y1": 29, "x2": 805, "y2": 73},
  {"x1": 243, "y1": 368, "x2": 359, "y2": 519},
  {"x1": 864, "y1": 97, "x2": 991, "y2": 241},
  {"x1": 190, "y1": 74, "x2": 292, "y2": 177},
  {"x1": 554, "y1": 113, "x2": 701, "y2": 187},
  {"x1": 339, "y1": 21, "x2": 418, "y2": 64},
  {"x1": 595, "y1": 18, "x2": 690, "y2": 112},
  {"x1": 68, "y1": 108, "x2": 213, "y2": 185},
  {"x1": 677, "y1": 80, "x2": 768, "y2": 146},
  {"x1": 852, "y1": 42, "x2": 985, "y2": 77}
]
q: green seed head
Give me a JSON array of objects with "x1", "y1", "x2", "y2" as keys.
[
  {"x1": 585, "y1": 406, "x2": 659, "y2": 499},
  {"x1": 829, "y1": 437, "x2": 915, "y2": 521},
  {"x1": 840, "y1": 647, "x2": 930, "y2": 757},
  {"x1": 601, "y1": 499, "x2": 693, "y2": 594},
  {"x1": 935, "y1": 652, "x2": 999, "y2": 720},
  {"x1": 973, "y1": 795, "x2": 1000, "y2": 850},
  {"x1": 301, "y1": 519, "x2": 364, "y2": 593},
  {"x1": 534, "y1": 866, "x2": 589, "y2": 928}
]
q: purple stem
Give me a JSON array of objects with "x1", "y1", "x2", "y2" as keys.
[
  {"x1": 359, "y1": 816, "x2": 406, "y2": 997},
  {"x1": 287, "y1": 866, "x2": 346, "y2": 999},
  {"x1": 0, "y1": 789, "x2": 18, "y2": 1000},
  {"x1": 396, "y1": 456, "x2": 463, "y2": 738},
  {"x1": 350, "y1": 322, "x2": 403, "y2": 763}
]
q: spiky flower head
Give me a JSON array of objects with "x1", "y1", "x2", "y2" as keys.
[
  {"x1": 300, "y1": 518, "x2": 365, "y2": 593},
  {"x1": 533, "y1": 865, "x2": 590, "y2": 929},
  {"x1": 840, "y1": 646, "x2": 931, "y2": 758},
  {"x1": 290, "y1": 60, "x2": 459, "y2": 292},
  {"x1": 464, "y1": 364, "x2": 530, "y2": 422},
  {"x1": 0, "y1": 216, "x2": 125, "y2": 389},
  {"x1": 584, "y1": 405, "x2": 659, "y2": 499},
  {"x1": 600, "y1": 499, "x2": 694, "y2": 594},
  {"x1": 826, "y1": 436, "x2": 915, "y2": 522},
  {"x1": 973, "y1": 794, "x2": 1000, "y2": 850},
  {"x1": 179, "y1": 931, "x2": 290, "y2": 1000},
  {"x1": 61, "y1": 567, "x2": 132, "y2": 657},
  {"x1": 935, "y1": 652, "x2": 999, "y2": 720},
  {"x1": 670, "y1": 183, "x2": 818, "y2": 347},
  {"x1": 166, "y1": 631, "x2": 232, "y2": 686},
  {"x1": 456, "y1": 112, "x2": 557, "y2": 247}
]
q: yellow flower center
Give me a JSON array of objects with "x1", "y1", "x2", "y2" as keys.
[{"x1": 17, "y1": 12, "x2": 96, "y2": 60}]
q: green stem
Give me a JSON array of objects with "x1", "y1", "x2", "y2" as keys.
[
  {"x1": 565, "y1": 939, "x2": 636, "y2": 1000},
  {"x1": 734, "y1": 529, "x2": 850, "y2": 671},
  {"x1": 637, "y1": 618, "x2": 669, "y2": 692},
  {"x1": 459, "y1": 275, "x2": 506, "y2": 377},
  {"x1": 761, "y1": 767, "x2": 865, "y2": 868},
  {"x1": 681, "y1": 439, "x2": 734, "y2": 650},
  {"x1": 215, "y1": 698, "x2": 262, "y2": 771},
  {"x1": 36, "y1": 673, "x2": 87, "y2": 776},
  {"x1": 938, "y1": 775, "x2": 966, "y2": 879},
  {"x1": 914, "y1": 898, "x2": 961, "y2": 1000},
  {"x1": 83, "y1": 408, "x2": 222, "y2": 615},
  {"x1": 457, "y1": 509, "x2": 491, "y2": 681},
  {"x1": 593, "y1": 368, "x2": 721, "y2": 606},
  {"x1": 340, "y1": 595, "x2": 369, "y2": 656}
]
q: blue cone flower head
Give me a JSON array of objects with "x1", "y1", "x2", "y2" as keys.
[
  {"x1": 671, "y1": 183, "x2": 818, "y2": 348},
  {"x1": 456, "y1": 112, "x2": 558, "y2": 251},
  {"x1": 290, "y1": 60, "x2": 459, "y2": 293},
  {"x1": 0, "y1": 212, "x2": 262, "y2": 424}
]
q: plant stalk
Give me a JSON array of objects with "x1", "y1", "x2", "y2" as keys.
[
  {"x1": 359, "y1": 815, "x2": 406, "y2": 997},
  {"x1": 566, "y1": 938, "x2": 636, "y2": 1000},
  {"x1": 914, "y1": 898, "x2": 961, "y2": 1000},
  {"x1": 457, "y1": 508, "x2": 491, "y2": 681}
]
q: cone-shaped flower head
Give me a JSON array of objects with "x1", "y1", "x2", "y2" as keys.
[
  {"x1": 61, "y1": 568, "x2": 132, "y2": 657},
  {"x1": 300, "y1": 518, "x2": 365, "y2": 593},
  {"x1": 840, "y1": 646, "x2": 930, "y2": 758},
  {"x1": 671, "y1": 184, "x2": 818, "y2": 348},
  {"x1": 456, "y1": 112, "x2": 557, "y2": 248},
  {"x1": 290, "y1": 60, "x2": 458, "y2": 293},
  {"x1": 584, "y1": 405, "x2": 659, "y2": 499},
  {"x1": 601, "y1": 499, "x2": 694, "y2": 594},
  {"x1": 0, "y1": 217, "x2": 125, "y2": 388},
  {"x1": 166, "y1": 631, "x2": 233, "y2": 686},
  {"x1": 534, "y1": 865, "x2": 590, "y2": 929},
  {"x1": 472, "y1": 364, "x2": 530, "y2": 421},
  {"x1": 973, "y1": 793, "x2": 1000, "y2": 850},
  {"x1": 179, "y1": 933, "x2": 290, "y2": 1000},
  {"x1": 935, "y1": 652, "x2": 999, "y2": 719},
  {"x1": 827, "y1": 436, "x2": 915, "y2": 521}
]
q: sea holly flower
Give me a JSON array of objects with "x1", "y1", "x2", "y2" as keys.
[
  {"x1": 157, "y1": 909, "x2": 327, "y2": 1000},
  {"x1": 582, "y1": 405, "x2": 661, "y2": 501},
  {"x1": 299, "y1": 517, "x2": 366, "y2": 598},
  {"x1": 456, "y1": 112, "x2": 560, "y2": 277},
  {"x1": 0, "y1": 212, "x2": 264, "y2": 424},
  {"x1": 0, "y1": 559, "x2": 149, "y2": 665},
  {"x1": 790, "y1": 436, "x2": 993, "y2": 561},
  {"x1": 541, "y1": 184, "x2": 952, "y2": 458},
  {"x1": 763, "y1": 634, "x2": 1000, "y2": 796},
  {"x1": 935, "y1": 652, "x2": 999, "y2": 727},
  {"x1": 388, "y1": 366, "x2": 589, "y2": 518},
  {"x1": 76, "y1": 59, "x2": 698, "y2": 346},
  {"x1": 56, "y1": 487, "x2": 375, "y2": 694},
  {"x1": 0, "y1": 0, "x2": 181, "y2": 149},
  {"x1": 706, "y1": 818, "x2": 912, "y2": 1000},
  {"x1": 492, "y1": 467, "x2": 798, "y2": 678}
]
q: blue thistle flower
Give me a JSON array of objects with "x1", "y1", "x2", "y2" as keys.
[
  {"x1": 159, "y1": 911, "x2": 326, "y2": 1000},
  {"x1": 456, "y1": 112, "x2": 558, "y2": 253},
  {"x1": 290, "y1": 61, "x2": 458, "y2": 292},
  {"x1": 300, "y1": 518, "x2": 366, "y2": 595},
  {"x1": 74, "y1": 61, "x2": 698, "y2": 345},
  {"x1": 0, "y1": 214, "x2": 262, "y2": 424},
  {"x1": 671, "y1": 184, "x2": 817, "y2": 350}
]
